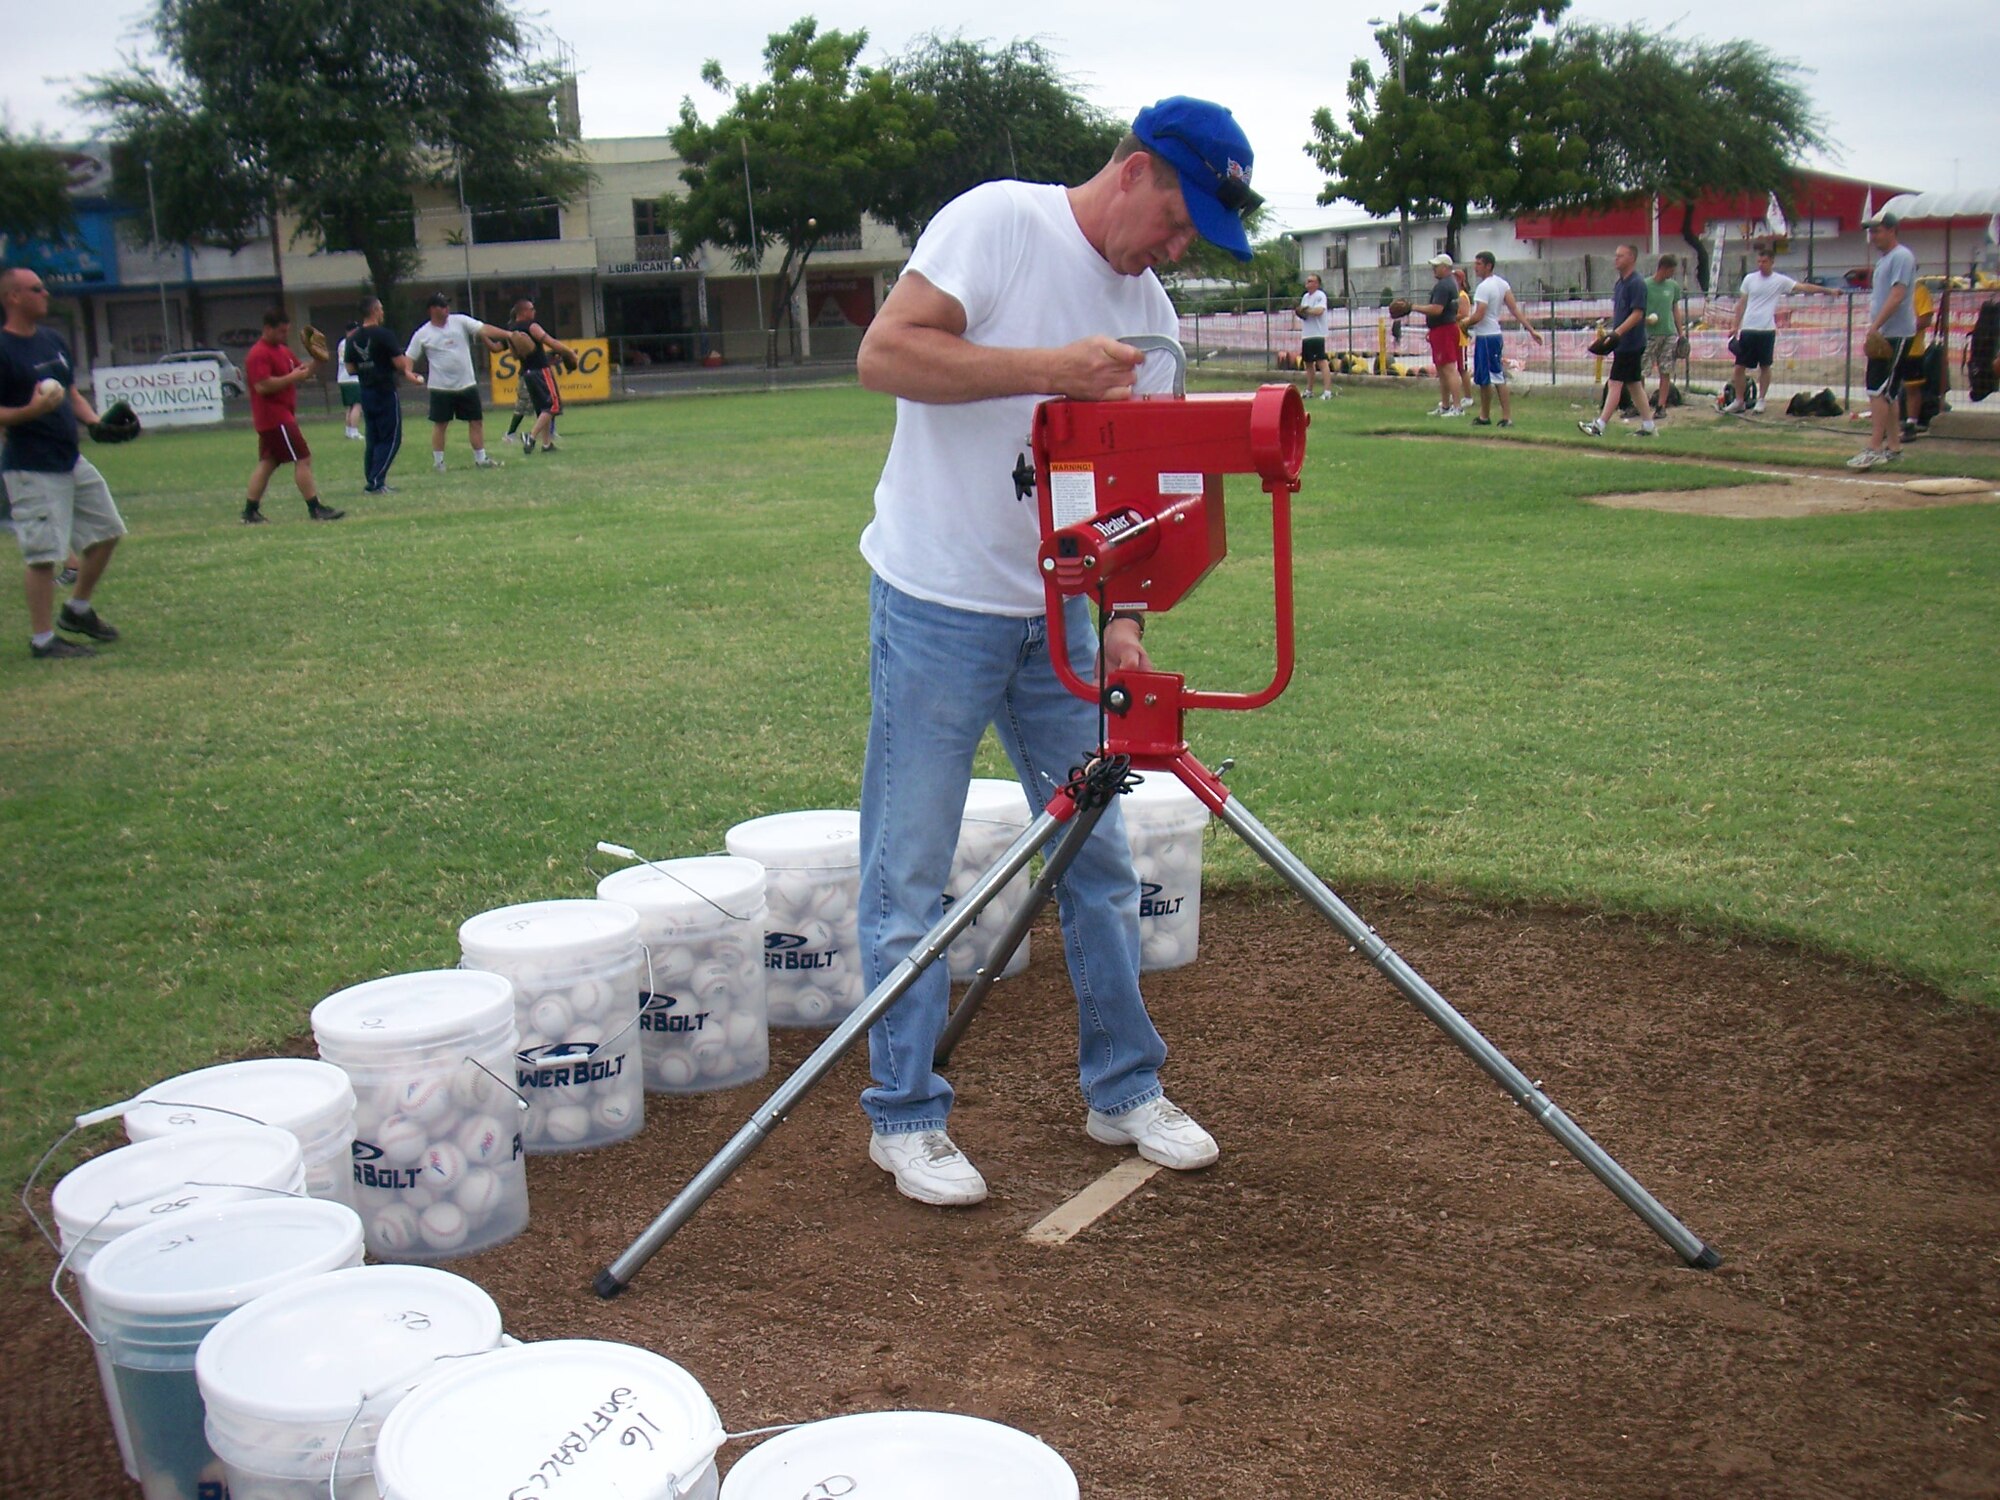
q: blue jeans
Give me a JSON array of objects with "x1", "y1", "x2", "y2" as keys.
[
  {"x1": 859, "y1": 575, "x2": 1167, "y2": 1135},
  {"x1": 359, "y1": 385, "x2": 402, "y2": 491}
]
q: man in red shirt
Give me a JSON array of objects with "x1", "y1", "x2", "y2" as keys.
[{"x1": 241, "y1": 308, "x2": 343, "y2": 524}]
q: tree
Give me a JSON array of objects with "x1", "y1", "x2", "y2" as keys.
[
  {"x1": 1308, "y1": 0, "x2": 1594, "y2": 264},
  {"x1": 0, "y1": 128, "x2": 77, "y2": 246},
  {"x1": 878, "y1": 33, "x2": 1124, "y2": 237},
  {"x1": 1558, "y1": 27, "x2": 1830, "y2": 291},
  {"x1": 669, "y1": 19, "x2": 944, "y2": 359},
  {"x1": 78, "y1": 0, "x2": 590, "y2": 315}
]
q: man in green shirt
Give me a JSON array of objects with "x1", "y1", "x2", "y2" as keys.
[{"x1": 1641, "y1": 254, "x2": 1686, "y2": 421}]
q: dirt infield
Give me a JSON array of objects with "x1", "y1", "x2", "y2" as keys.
[
  {"x1": 1590, "y1": 472, "x2": 2000, "y2": 518},
  {"x1": 9, "y1": 889, "x2": 1999, "y2": 1498}
]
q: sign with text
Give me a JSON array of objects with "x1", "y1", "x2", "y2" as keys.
[
  {"x1": 92, "y1": 362, "x2": 225, "y2": 427},
  {"x1": 490, "y1": 339, "x2": 611, "y2": 406}
]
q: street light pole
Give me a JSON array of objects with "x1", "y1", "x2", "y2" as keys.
[
  {"x1": 1370, "y1": 4, "x2": 1438, "y2": 293},
  {"x1": 143, "y1": 159, "x2": 174, "y2": 355}
]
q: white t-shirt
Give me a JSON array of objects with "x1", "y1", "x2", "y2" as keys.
[
  {"x1": 1298, "y1": 288, "x2": 1330, "y2": 338},
  {"x1": 1468, "y1": 274, "x2": 1509, "y2": 337},
  {"x1": 860, "y1": 181, "x2": 1179, "y2": 617},
  {"x1": 404, "y1": 314, "x2": 489, "y2": 393},
  {"x1": 1736, "y1": 270, "x2": 1797, "y2": 332},
  {"x1": 333, "y1": 338, "x2": 350, "y2": 379}
]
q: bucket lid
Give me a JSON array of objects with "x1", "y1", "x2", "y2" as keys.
[
  {"x1": 82, "y1": 1197, "x2": 363, "y2": 1318},
  {"x1": 720, "y1": 1411, "x2": 1078, "y2": 1499},
  {"x1": 312, "y1": 969, "x2": 515, "y2": 1051},
  {"x1": 963, "y1": 778, "x2": 1032, "y2": 824},
  {"x1": 195, "y1": 1264, "x2": 503, "y2": 1424},
  {"x1": 124, "y1": 1058, "x2": 356, "y2": 1143},
  {"x1": 724, "y1": 809, "x2": 860, "y2": 869},
  {"x1": 51, "y1": 1125, "x2": 307, "y2": 1252},
  {"x1": 1123, "y1": 770, "x2": 1211, "y2": 820},
  {"x1": 597, "y1": 856, "x2": 765, "y2": 922},
  {"x1": 374, "y1": 1339, "x2": 724, "y2": 1500},
  {"x1": 458, "y1": 899, "x2": 642, "y2": 967}
]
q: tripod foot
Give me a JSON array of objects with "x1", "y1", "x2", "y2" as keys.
[
  {"x1": 593, "y1": 1268, "x2": 627, "y2": 1300},
  {"x1": 1690, "y1": 1246, "x2": 1723, "y2": 1271}
]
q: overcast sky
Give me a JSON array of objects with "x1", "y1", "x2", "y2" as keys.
[{"x1": 6, "y1": 0, "x2": 1996, "y2": 232}]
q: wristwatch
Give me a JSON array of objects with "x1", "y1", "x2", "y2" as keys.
[{"x1": 1106, "y1": 609, "x2": 1146, "y2": 637}]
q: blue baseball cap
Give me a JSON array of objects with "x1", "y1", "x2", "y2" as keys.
[{"x1": 1131, "y1": 97, "x2": 1261, "y2": 263}]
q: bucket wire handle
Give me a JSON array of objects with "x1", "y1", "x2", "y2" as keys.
[
  {"x1": 592, "y1": 944, "x2": 652, "y2": 1053},
  {"x1": 595, "y1": 840, "x2": 759, "y2": 924},
  {"x1": 463, "y1": 1054, "x2": 532, "y2": 1114}
]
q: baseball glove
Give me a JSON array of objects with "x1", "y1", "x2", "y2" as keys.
[
  {"x1": 1587, "y1": 332, "x2": 1620, "y2": 357},
  {"x1": 1387, "y1": 298, "x2": 1412, "y2": 320},
  {"x1": 558, "y1": 348, "x2": 579, "y2": 374},
  {"x1": 1672, "y1": 334, "x2": 1690, "y2": 361},
  {"x1": 1864, "y1": 331, "x2": 1893, "y2": 362},
  {"x1": 301, "y1": 324, "x2": 331, "y2": 362},
  {"x1": 89, "y1": 400, "x2": 142, "y2": 445}
]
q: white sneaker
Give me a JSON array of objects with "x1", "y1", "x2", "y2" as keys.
[
  {"x1": 1880, "y1": 447, "x2": 1903, "y2": 463},
  {"x1": 1632, "y1": 422, "x2": 1657, "y2": 436},
  {"x1": 1723, "y1": 398, "x2": 1747, "y2": 415},
  {"x1": 869, "y1": 1129, "x2": 988, "y2": 1206},
  {"x1": 474, "y1": 455, "x2": 503, "y2": 468},
  {"x1": 1578, "y1": 419, "x2": 1605, "y2": 436},
  {"x1": 1440, "y1": 406, "x2": 1462, "y2": 419},
  {"x1": 1846, "y1": 448, "x2": 1884, "y2": 470},
  {"x1": 1458, "y1": 399, "x2": 1477, "y2": 413},
  {"x1": 1752, "y1": 400, "x2": 1766, "y2": 414},
  {"x1": 1318, "y1": 390, "x2": 1332, "y2": 401},
  {"x1": 1085, "y1": 1096, "x2": 1218, "y2": 1170}
]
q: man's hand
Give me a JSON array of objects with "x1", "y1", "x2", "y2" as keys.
[
  {"x1": 27, "y1": 382, "x2": 67, "y2": 418},
  {"x1": 1050, "y1": 336, "x2": 1148, "y2": 401},
  {"x1": 1102, "y1": 616, "x2": 1150, "y2": 674}
]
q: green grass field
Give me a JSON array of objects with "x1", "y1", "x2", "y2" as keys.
[{"x1": 3, "y1": 382, "x2": 1996, "y2": 1195}]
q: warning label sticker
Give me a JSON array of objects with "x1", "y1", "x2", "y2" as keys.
[
  {"x1": 1050, "y1": 463, "x2": 1098, "y2": 528},
  {"x1": 1158, "y1": 472, "x2": 1205, "y2": 496}
]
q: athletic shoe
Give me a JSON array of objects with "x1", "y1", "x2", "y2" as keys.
[
  {"x1": 363, "y1": 484, "x2": 398, "y2": 495},
  {"x1": 1723, "y1": 398, "x2": 1747, "y2": 415},
  {"x1": 1318, "y1": 391, "x2": 1332, "y2": 401},
  {"x1": 869, "y1": 1130, "x2": 987, "y2": 1206},
  {"x1": 1631, "y1": 423, "x2": 1657, "y2": 437},
  {"x1": 56, "y1": 564, "x2": 77, "y2": 587},
  {"x1": 1846, "y1": 449, "x2": 1885, "y2": 469},
  {"x1": 1457, "y1": 399, "x2": 1477, "y2": 413},
  {"x1": 241, "y1": 506, "x2": 267, "y2": 525},
  {"x1": 57, "y1": 603, "x2": 119, "y2": 642},
  {"x1": 1427, "y1": 403, "x2": 1449, "y2": 416},
  {"x1": 1496, "y1": 419, "x2": 1513, "y2": 428},
  {"x1": 1440, "y1": 407, "x2": 1461, "y2": 419},
  {"x1": 474, "y1": 455, "x2": 502, "y2": 468},
  {"x1": 1578, "y1": 419, "x2": 1605, "y2": 436},
  {"x1": 1880, "y1": 448, "x2": 1903, "y2": 464},
  {"x1": 539, "y1": 443, "x2": 556, "y2": 453},
  {"x1": 31, "y1": 636, "x2": 94, "y2": 660},
  {"x1": 1752, "y1": 400, "x2": 1766, "y2": 414},
  {"x1": 1471, "y1": 417, "x2": 1492, "y2": 426},
  {"x1": 308, "y1": 502, "x2": 346, "y2": 521},
  {"x1": 1085, "y1": 1096, "x2": 1218, "y2": 1170}
]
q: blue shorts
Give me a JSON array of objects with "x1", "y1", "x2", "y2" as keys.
[{"x1": 1472, "y1": 335, "x2": 1507, "y2": 388}]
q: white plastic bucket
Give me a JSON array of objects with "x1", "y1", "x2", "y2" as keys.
[
  {"x1": 50, "y1": 1124, "x2": 307, "y2": 1480},
  {"x1": 123, "y1": 1057, "x2": 359, "y2": 1212},
  {"x1": 374, "y1": 1339, "x2": 725, "y2": 1500},
  {"x1": 720, "y1": 1410, "x2": 1079, "y2": 1499},
  {"x1": 81, "y1": 1197, "x2": 364, "y2": 1500},
  {"x1": 1121, "y1": 771, "x2": 1212, "y2": 971},
  {"x1": 197, "y1": 1263, "x2": 505, "y2": 1500},
  {"x1": 598, "y1": 856, "x2": 770, "y2": 1093},
  {"x1": 724, "y1": 809, "x2": 863, "y2": 1028},
  {"x1": 312, "y1": 969, "x2": 530, "y2": 1261},
  {"x1": 945, "y1": 777, "x2": 1036, "y2": 983}
]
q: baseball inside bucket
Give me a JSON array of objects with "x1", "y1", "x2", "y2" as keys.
[
  {"x1": 723, "y1": 810, "x2": 863, "y2": 1028},
  {"x1": 597, "y1": 856, "x2": 770, "y2": 1094},
  {"x1": 312, "y1": 969, "x2": 530, "y2": 1260},
  {"x1": 458, "y1": 899, "x2": 648, "y2": 1153},
  {"x1": 945, "y1": 778, "x2": 1036, "y2": 983},
  {"x1": 1121, "y1": 770, "x2": 1212, "y2": 972}
]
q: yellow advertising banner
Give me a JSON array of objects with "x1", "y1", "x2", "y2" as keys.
[{"x1": 489, "y1": 338, "x2": 612, "y2": 405}]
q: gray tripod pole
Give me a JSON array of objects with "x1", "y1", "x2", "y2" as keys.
[
  {"x1": 1212, "y1": 792, "x2": 1721, "y2": 1269},
  {"x1": 934, "y1": 795, "x2": 1113, "y2": 1068},
  {"x1": 597, "y1": 800, "x2": 1082, "y2": 1297}
]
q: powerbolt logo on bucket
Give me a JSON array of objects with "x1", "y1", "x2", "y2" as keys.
[
  {"x1": 765, "y1": 931, "x2": 838, "y2": 971},
  {"x1": 349, "y1": 1139, "x2": 423, "y2": 1192},
  {"x1": 1140, "y1": 881, "x2": 1187, "y2": 919},
  {"x1": 640, "y1": 991, "x2": 713, "y2": 1033},
  {"x1": 516, "y1": 1040, "x2": 627, "y2": 1091}
]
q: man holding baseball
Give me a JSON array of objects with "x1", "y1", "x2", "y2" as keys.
[
  {"x1": 850, "y1": 96, "x2": 1250, "y2": 1205},
  {"x1": 0, "y1": 264, "x2": 126, "y2": 659},
  {"x1": 1642, "y1": 254, "x2": 1686, "y2": 422},
  {"x1": 504, "y1": 298, "x2": 576, "y2": 458},
  {"x1": 1296, "y1": 273, "x2": 1333, "y2": 400},
  {"x1": 241, "y1": 308, "x2": 344, "y2": 524}
]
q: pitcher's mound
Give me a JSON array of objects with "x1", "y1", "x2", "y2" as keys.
[{"x1": 1592, "y1": 475, "x2": 2000, "y2": 518}]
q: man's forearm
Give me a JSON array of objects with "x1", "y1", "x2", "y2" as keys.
[{"x1": 858, "y1": 324, "x2": 1064, "y2": 404}]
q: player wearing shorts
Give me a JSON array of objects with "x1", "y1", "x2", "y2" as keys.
[
  {"x1": 1461, "y1": 251, "x2": 1542, "y2": 427},
  {"x1": 1848, "y1": 213, "x2": 1918, "y2": 470},
  {"x1": 1578, "y1": 244, "x2": 1652, "y2": 437},
  {"x1": 1418, "y1": 253, "x2": 1466, "y2": 416},
  {"x1": 1641, "y1": 254, "x2": 1685, "y2": 420},
  {"x1": 1900, "y1": 279, "x2": 1934, "y2": 440},
  {"x1": 405, "y1": 293, "x2": 516, "y2": 473},
  {"x1": 504, "y1": 299, "x2": 576, "y2": 458},
  {"x1": 1725, "y1": 244, "x2": 1838, "y2": 414},
  {"x1": 241, "y1": 308, "x2": 343, "y2": 524},
  {"x1": 1296, "y1": 274, "x2": 1332, "y2": 400},
  {"x1": 334, "y1": 322, "x2": 362, "y2": 439}
]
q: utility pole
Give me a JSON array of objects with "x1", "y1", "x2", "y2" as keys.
[
  {"x1": 143, "y1": 159, "x2": 174, "y2": 355},
  {"x1": 741, "y1": 137, "x2": 769, "y2": 368}
]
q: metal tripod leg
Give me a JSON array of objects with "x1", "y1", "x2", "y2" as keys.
[
  {"x1": 1211, "y1": 790, "x2": 1721, "y2": 1269},
  {"x1": 596, "y1": 801, "x2": 1075, "y2": 1297},
  {"x1": 934, "y1": 795, "x2": 1111, "y2": 1068}
]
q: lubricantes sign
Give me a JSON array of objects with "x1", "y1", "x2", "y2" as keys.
[
  {"x1": 489, "y1": 338, "x2": 611, "y2": 405},
  {"x1": 92, "y1": 362, "x2": 225, "y2": 427}
]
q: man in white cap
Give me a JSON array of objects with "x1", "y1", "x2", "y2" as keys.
[
  {"x1": 1415, "y1": 252, "x2": 1467, "y2": 416},
  {"x1": 852, "y1": 96, "x2": 1259, "y2": 1206}
]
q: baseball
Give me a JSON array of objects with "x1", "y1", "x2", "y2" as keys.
[
  {"x1": 372, "y1": 1203, "x2": 421, "y2": 1254},
  {"x1": 545, "y1": 1103, "x2": 591, "y2": 1144},
  {"x1": 35, "y1": 377, "x2": 63, "y2": 402},
  {"x1": 399, "y1": 1073, "x2": 454, "y2": 1125},
  {"x1": 455, "y1": 1112, "x2": 508, "y2": 1164},
  {"x1": 791, "y1": 985, "x2": 833, "y2": 1024},
  {"x1": 1646, "y1": 312, "x2": 1660, "y2": 326},
  {"x1": 692, "y1": 960, "x2": 734, "y2": 1004},
  {"x1": 653, "y1": 1052, "x2": 698, "y2": 1088},
  {"x1": 418, "y1": 1200, "x2": 469, "y2": 1252},
  {"x1": 420, "y1": 1140, "x2": 467, "y2": 1190},
  {"x1": 528, "y1": 993, "x2": 572, "y2": 1040},
  {"x1": 450, "y1": 1062, "x2": 498, "y2": 1111},
  {"x1": 724, "y1": 1011, "x2": 761, "y2": 1051},
  {"x1": 592, "y1": 1093, "x2": 637, "y2": 1132},
  {"x1": 375, "y1": 1112, "x2": 428, "y2": 1166},
  {"x1": 454, "y1": 1166, "x2": 503, "y2": 1221}
]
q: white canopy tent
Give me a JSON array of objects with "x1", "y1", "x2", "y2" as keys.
[{"x1": 1876, "y1": 189, "x2": 2000, "y2": 390}]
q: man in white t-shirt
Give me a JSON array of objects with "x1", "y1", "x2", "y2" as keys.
[
  {"x1": 1297, "y1": 273, "x2": 1333, "y2": 399},
  {"x1": 851, "y1": 96, "x2": 1258, "y2": 1207},
  {"x1": 1461, "y1": 251, "x2": 1542, "y2": 427},
  {"x1": 1725, "y1": 244, "x2": 1838, "y2": 414},
  {"x1": 404, "y1": 293, "x2": 522, "y2": 472}
]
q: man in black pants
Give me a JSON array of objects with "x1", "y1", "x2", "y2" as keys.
[
  {"x1": 345, "y1": 297, "x2": 421, "y2": 494},
  {"x1": 505, "y1": 298, "x2": 576, "y2": 457}
]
